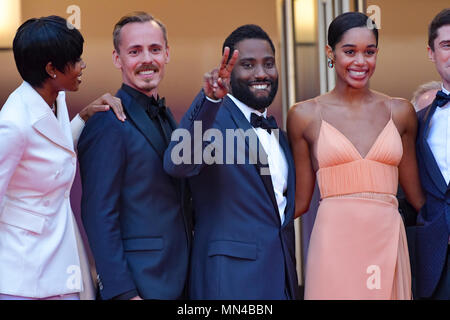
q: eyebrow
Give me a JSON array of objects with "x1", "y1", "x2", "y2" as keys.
[
  {"x1": 341, "y1": 44, "x2": 377, "y2": 48},
  {"x1": 126, "y1": 43, "x2": 163, "y2": 50},
  {"x1": 239, "y1": 56, "x2": 275, "y2": 61},
  {"x1": 126, "y1": 44, "x2": 141, "y2": 50}
]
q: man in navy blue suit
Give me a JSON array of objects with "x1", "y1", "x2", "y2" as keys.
[
  {"x1": 415, "y1": 8, "x2": 450, "y2": 299},
  {"x1": 164, "y1": 25, "x2": 299, "y2": 299},
  {"x1": 77, "y1": 12, "x2": 192, "y2": 300}
]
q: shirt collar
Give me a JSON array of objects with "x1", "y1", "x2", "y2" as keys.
[
  {"x1": 227, "y1": 93, "x2": 267, "y2": 123},
  {"x1": 442, "y1": 84, "x2": 450, "y2": 95},
  {"x1": 121, "y1": 83, "x2": 155, "y2": 112}
]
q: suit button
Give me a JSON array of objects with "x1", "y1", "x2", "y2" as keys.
[{"x1": 97, "y1": 275, "x2": 104, "y2": 290}]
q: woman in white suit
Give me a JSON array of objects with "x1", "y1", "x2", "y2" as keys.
[{"x1": 0, "y1": 16, "x2": 126, "y2": 300}]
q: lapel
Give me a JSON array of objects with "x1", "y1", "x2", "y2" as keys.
[
  {"x1": 418, "y1": 99, "x2": 447, "y2": 195},
  {"x1": 161, "y1": 106, "x2": 192, "y2": 238},
  {"x1": 116, "y1": 89, "x2": 167, "y2": 159},
  {"x1": 165, "y1": 107, "x2": 178, "y2": 131},
  {"x1": 278, "y1": 130, "x2": 295, "y2": 226},
  {"x1": 56, "y1": 91, "x2": 75, "y2": 148},
  {"x1": 22, "y1": 82, "x2": 75, "y2": 155},
  {"x1": 117, "y1": 89, "x2": 192, "y2": 241},
  {"x1": 224, "y1": 97, "x2": 280, "y2": 222}
]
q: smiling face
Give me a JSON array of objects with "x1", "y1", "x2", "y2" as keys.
[
  {"x1": 113, "y1": 21, "x2": 170, "y2": 97},
  {"x1": 428, "y1": 25, "x2": 450, "y2": 90},
  {"x1": 54, "y1": 58, "x2": 86, "y2": 92},
  {"x1": 230, "y1": 38, "x2": 278, "y2": 111},
  {"x1": 328, "y1": 27, "x2": 378, "y2": 89}
]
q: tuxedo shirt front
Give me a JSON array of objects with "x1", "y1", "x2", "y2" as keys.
[
  {"x1": 227, "y1": 94, "x2": 288, "y2": 224},
  {"x1": 427, "y1": 86, "x2": 450, "y2": 185}
]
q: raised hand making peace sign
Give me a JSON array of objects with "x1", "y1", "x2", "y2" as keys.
[{"x1": 203, "y1": 46, "x2": 239, "y2": 100}]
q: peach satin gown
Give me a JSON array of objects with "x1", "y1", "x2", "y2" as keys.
[{"x1": 304, "y1": 102, "x2": 411, "y2": 300}]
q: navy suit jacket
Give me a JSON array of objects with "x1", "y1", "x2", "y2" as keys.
[
  {"x1": 77, "y1": 87, "x2": 192, "y2": 300},
  {"x1": 164, "y1": 91, "x2": 299, "y2": 300},
  {"x1": 415, "y1": 98, "x2": 450, "y2": 298}
]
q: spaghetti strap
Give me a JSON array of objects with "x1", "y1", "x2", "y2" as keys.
[
  {"x1": 389, "y1": 98, "x2": 393, "y2": 120},
  {"x1": 314, "y1": 97, "x2": 323, "y2": 120}
]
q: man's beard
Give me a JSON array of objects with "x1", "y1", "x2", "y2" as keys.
[{"x1": 230, "y1": 74, "x2": 278, "y2": 110}]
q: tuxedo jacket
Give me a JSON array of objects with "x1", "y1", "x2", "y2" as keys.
[
  {"x1": 0, "y1": 81, "x2": 83, "y2": 298},
  {"x1": 77, "y1": 87, "x2": 192, "y2": 300},
  {"x1": 415, "y1": 98, "x2": 450, "y2": 298},
  {"x1": 164, "y1": 91, "x2": 299, "y2": 300}
]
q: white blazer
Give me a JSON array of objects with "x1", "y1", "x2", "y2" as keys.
[{"x1": 0, "y1": 81, "x2": 87, "y2": 298}]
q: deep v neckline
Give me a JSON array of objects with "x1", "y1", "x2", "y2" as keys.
[{"x1": 320, "y1": 118, "x2": 393, "y2": 160}]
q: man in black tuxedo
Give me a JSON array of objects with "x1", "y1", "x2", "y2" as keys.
[
  {"x1": 77, "y1": 12, "x2": 192, "y2": 300},
  {"x1": 164, "y1": 25, "x2": 299, "y2": 300},
  {"x1": 415, "y1": 8, "x2": 450, "y2": 299}
]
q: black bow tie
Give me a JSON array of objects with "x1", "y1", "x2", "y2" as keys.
[
  {"x1": 435, "y1": 90, "x2": 450, "y2": 108},
  {"x1": 250, "y1": 113, "x2": 278, "y2": 134},
  {"x1": 147, "y1": 96, "x2": 167, "y2": 120}
]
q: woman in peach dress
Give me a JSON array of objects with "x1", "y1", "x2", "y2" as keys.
[{"x1": 287, "y1": 12, "x2": 425, "y2": 299}]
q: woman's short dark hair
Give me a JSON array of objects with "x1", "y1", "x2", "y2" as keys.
[
  {"x1": 13, "y1": 15, "x2": 84, "y2": 87},
  {"x1": 428, "y1": 8, "x2": 450, "y2": 51},
  {"x1": 328, "y1": 12, "x2": 378, "y2": 50},
  {"x1": 222, "y1": 24, "x2": 275, "y2": 61}
]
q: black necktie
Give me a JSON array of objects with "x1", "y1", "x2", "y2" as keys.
[
  {"x1": 250, "y1": 113, "x2": 278, "y2": 134},
  {"x1": 147, "y1": 96, "x2": 172, "y2": 145},
  {"x1": 435, "y1": 90, "x2": 450, "y2": 108}
]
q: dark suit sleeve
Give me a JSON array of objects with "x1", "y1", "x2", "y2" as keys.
[
  {"x1": 77, "y1": 111, "x2": 137, "y2": 300},
  {"x1": 397, "y1": 186, "x2": 418, "y2": 227},
  {"x1": 163, "y1": 89, "x2": 222, "y2": 178},
  {"x1": 414, "y1": 106, "x2": 427, "y2": 226}
]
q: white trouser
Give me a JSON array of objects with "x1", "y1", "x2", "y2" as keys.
[{"x1": 0, "y1": 293, "x2": 80, "y2": 300}]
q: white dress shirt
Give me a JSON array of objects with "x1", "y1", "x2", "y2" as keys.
[
  {"x1": 228, "y1": 94, "x2": 288, "y2": 225},
  {"x1": 427, "y1": 85, "x2": 450, "y2": 244},
  {"x1": 427, "y1": 85, "x2": 450, "y2": 185}
]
